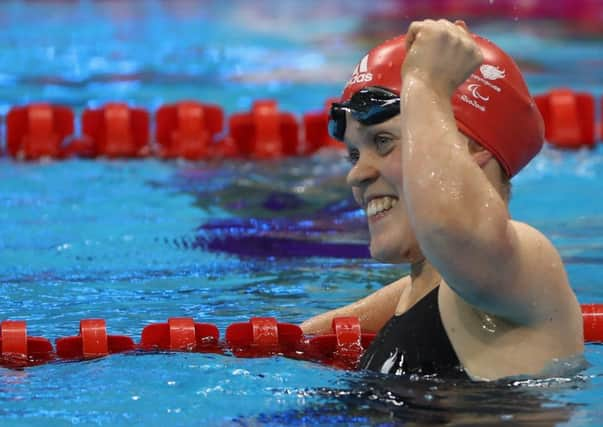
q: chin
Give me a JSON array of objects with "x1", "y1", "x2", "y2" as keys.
[
  {"x1": 369, "y1": 241, "x2": 406, "y2": 264},
  {"x1": 369, "y1": 230, "x2": 421, "y2": 264}
]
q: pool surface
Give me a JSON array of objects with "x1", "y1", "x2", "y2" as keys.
[{"x1": 1, "y1": 1, "x2": 603, "y2": 426}]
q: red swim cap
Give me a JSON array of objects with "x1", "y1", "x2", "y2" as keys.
[{"x1": 340, "y1": 34, "x2": 544, "y2": 177}]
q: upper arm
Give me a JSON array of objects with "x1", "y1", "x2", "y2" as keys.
[
  {"x1": 430, "y1": 220, "x2": 575, "y2": 325},
  {"x1": 300, "y1": 277, "x2": 408, "y2": 334}
]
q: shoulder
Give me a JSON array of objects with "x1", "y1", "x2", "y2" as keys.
[
  {"x1": 508, "y1": 220, "x2": 565, "y2": 287},
  {"x1": 509, "y1": 219, "x2": 551, "y2": 245},
  {"x1": 492, "y1": 219, "x2": 579, "y2": 324},
  {"x1": 365, "y1": 275, "x2": 411, "y2": 303},
  {"x1": 386, "y1": 275, "x2": 411, "y2": 289}
]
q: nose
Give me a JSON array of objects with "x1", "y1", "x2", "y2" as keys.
[{"x1": 346, "y1": 152, "x2": 379, "y2": 188}]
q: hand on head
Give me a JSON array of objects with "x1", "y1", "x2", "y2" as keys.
[{"x1": 402, "y1": 19, "x2": 483, "y2": 98}]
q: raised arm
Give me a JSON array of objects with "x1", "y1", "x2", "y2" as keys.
[{"x1": 399, "y1": 20, "x2": 577, "y2": 324}]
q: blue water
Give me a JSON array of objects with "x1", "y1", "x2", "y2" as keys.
[{"x1": 1, "y1": 1, "x2": 603, "y2": 426}]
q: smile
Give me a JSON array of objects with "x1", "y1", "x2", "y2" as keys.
[{"x1": 366, "y1": 196, "x2": 398, "y2": 218}]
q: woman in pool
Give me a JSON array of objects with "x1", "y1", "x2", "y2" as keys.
[{"x1": 300, "y1": 19, "x2": 584, "y2": 381}]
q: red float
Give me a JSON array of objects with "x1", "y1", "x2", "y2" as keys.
[
  {"x1": 155, "y1": 101, "x2": 224, "y2": 160},
  {"x1": 228, "y1": 100, "x2": 299, "y2": 159},
  {"x1": 582, "y1": 304, "x2": 603, "y2": 343},
  {"x1": 0, "y1": 320, "x2": 54, "y2": 367},
  {"x1": 140, "y1": 317, "x2": 221, "y2": 352},
  {"x1": 81, "y1": 103, "x2": 150, "y2": 157},
  {"x1": 303, "y1": 317, "x2": 376, "y2": 370},
  {"x1": 55, "y1": 319, "x2": 135, "y2": 359},
  {"x1": 226, "y1": 317, "x2": 303, "y2": 357},
  {"x1": 535, "y1": 89, "x2": 596, "y2": 149},
  {"x1": 6, "y1": 103, "x2": 74, "y2": 160}
]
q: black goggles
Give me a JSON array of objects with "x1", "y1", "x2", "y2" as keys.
[{"x1": 328, "y1": 87, "x2": 400, "y2": 141}]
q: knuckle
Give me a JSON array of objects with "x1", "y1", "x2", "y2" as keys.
[{"x1": 472, "y1": 45, "x2": 484, "y2": 60}]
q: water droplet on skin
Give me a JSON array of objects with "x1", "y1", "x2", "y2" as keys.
[{"x1": 481, "y1": 313, "x2": 497, "y2": 333}]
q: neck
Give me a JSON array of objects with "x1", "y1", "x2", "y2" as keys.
[
  {"x1": 410, "y1": 259, "x2": 426, "y2": 280},
  {"x1": 409, "y1": 259, "x2": 441, "y2": 295}
]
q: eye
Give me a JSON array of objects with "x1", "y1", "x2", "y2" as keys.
[
  {"x1": 374, "y1": 133, "x2": 394, "y2": 154},
  {"x1": 346, "y1": 147, "x2": 360, "y2": 165}
]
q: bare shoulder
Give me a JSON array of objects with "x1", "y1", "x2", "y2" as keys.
[
  {"x1": 440, "y1": 220, "x2": 584, "y2": 378},
  {"x1": 383, "y1": 274, "x2": 411, "y2": 291},
  {"x1": 503, "y1": 220, "x2": 581, "y2": 324},
  {"x1": 358, "y1": 275, "x2": 410, "y2": 311},
  {"x1": 509, "y1": 219, "x2": 566, "y2": 290},
  {"x1": 300, "y1": 274, "x2": 410, "y2": 335},
  {"x1": 352, "y1": 275, "x2": 411, "y2": 331}
]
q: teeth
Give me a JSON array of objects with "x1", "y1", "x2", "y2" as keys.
[{"x1": 366, "y1": 196, "x2": 398, "y2": 217}]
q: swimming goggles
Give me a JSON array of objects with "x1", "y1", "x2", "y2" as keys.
[{"x1": 328, "y1": 86, "x2": 400, "y2": 141}]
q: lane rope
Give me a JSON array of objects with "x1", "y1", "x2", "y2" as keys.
[
  {"x1": 1, "y1": 305, "x2": 601, "y2": 369},
  {"x1": 4, "y1": 89, "x2": 601, "y2": 161}
]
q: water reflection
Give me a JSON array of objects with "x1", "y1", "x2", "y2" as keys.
[{"x1": 238, "y1": 371, "x2": 585, "y2": 426}]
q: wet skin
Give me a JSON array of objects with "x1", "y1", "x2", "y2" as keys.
[{"x1": 302, "y1": 19, "x2": 584, "y2": 380}]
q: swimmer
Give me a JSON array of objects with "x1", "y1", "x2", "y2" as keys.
[{"x1": 301, "y1": 19, "x2": 584, "y2": 381}]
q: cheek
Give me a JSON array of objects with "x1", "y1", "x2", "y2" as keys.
[{"x1": 382, "y1": 152, "x2": 404, "y2": 189}]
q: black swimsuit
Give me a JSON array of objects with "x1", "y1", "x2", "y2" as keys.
[{"x1": 359, "y1": 286, "x2": 465, "y2": 377}]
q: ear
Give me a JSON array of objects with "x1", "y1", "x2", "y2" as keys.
[{"x1": 472, "y1": 149, "x2": 493, "y2": 168}]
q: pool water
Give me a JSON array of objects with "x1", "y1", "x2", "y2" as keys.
[{"x1": 1, "y1": 1, "x2": 602, "y2": 426}]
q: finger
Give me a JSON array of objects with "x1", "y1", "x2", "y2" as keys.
[
  {"x1": 405, "y1": 21, "x2": 423, "y2": 50},
  {"x1": 405, "y1": 22, "x2": 419, "y2": 49},
  {"x1": 439, "y1": 19, "x2": 465, "y2": 35},
  {"x1": 436, "y1": 19, "x2": 466, "y2": 40},
  {"x1": 454, "y1": 20, "x2": 469, "y2": 32}
]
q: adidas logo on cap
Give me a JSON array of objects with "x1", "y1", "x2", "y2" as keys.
[{"x1": 347, "y1": 55, "x2": 373, "y2": 85}]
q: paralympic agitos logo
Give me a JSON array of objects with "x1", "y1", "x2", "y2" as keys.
[{"x1": 347, "y1": 55, "x2": 373, "y2": 85}]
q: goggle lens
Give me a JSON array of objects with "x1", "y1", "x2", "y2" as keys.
[{"x1": 328, "y1": 87, "x2": 400, "y2": 141}]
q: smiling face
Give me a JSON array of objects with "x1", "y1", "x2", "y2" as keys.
[{"x1": 344, "y1": 112, "x2": 423, "y2": 264}]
